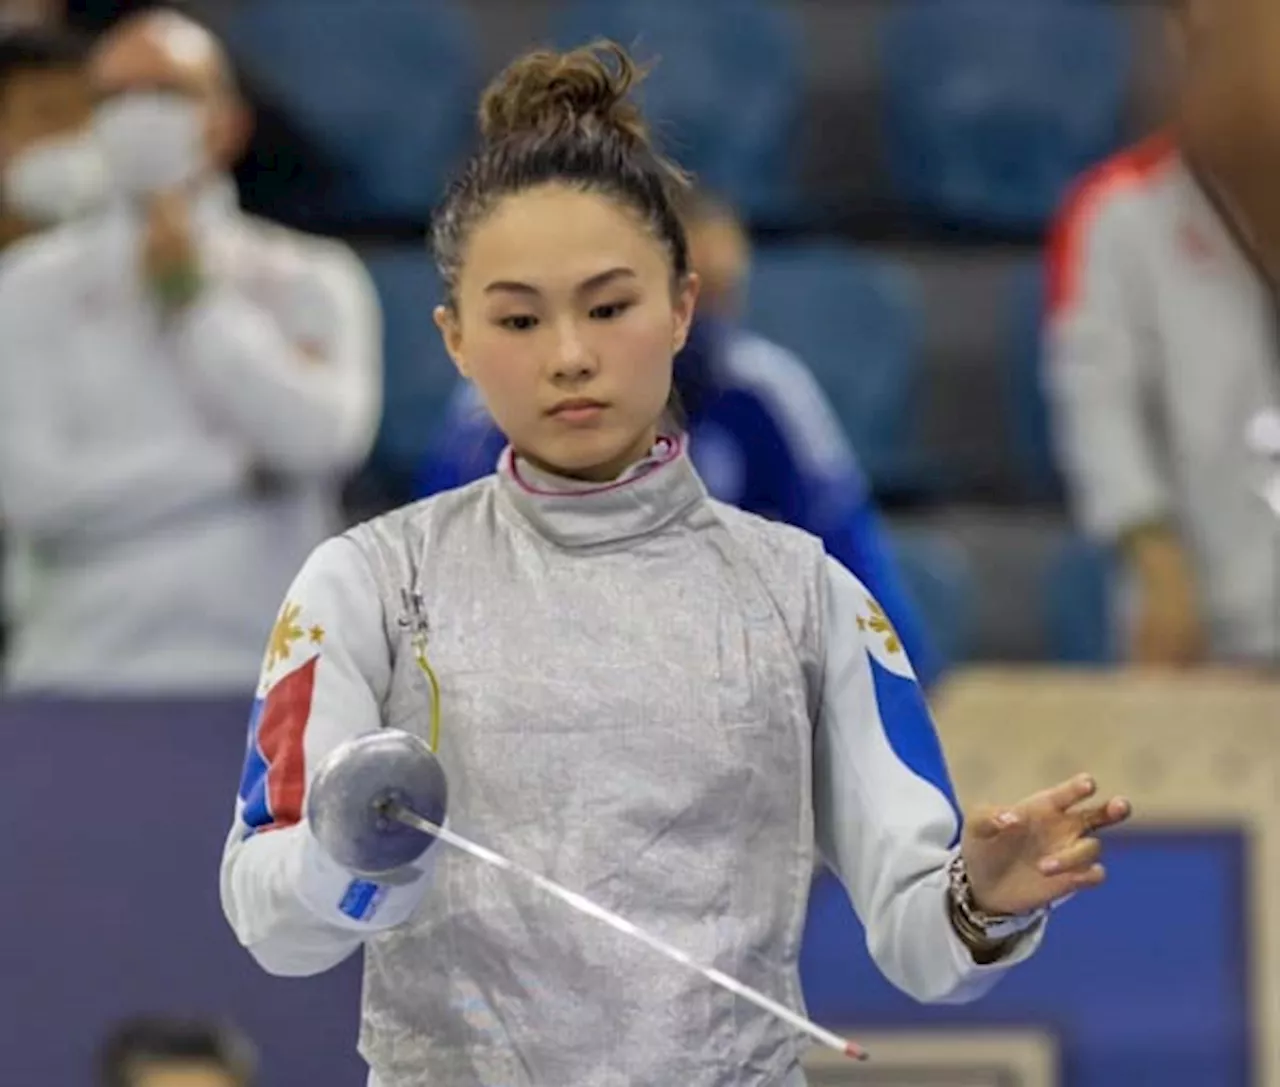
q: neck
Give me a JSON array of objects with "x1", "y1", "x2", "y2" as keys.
[
  {"x1": 520, "y1": 427, "x2": 660, "y2": 484},
  {"x1": 495, "y1": 433, "x2": 700, "y2": 551}
]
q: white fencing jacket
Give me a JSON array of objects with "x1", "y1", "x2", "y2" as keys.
[{"x1": 221, "y1": 439, "x2": 1041, "y2": 1087}]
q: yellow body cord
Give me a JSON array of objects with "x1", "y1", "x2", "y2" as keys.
[{"x1": 411, "y1": 633, "x2": 443, "y2": 753}]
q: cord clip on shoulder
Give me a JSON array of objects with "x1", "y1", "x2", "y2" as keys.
[{"x1": 398, "y1": 588, "x2": 430, "y2": 639}]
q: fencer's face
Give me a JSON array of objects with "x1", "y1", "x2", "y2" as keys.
[{"x1": 436, "y1": 183, "x2": 698, "y2": 482}]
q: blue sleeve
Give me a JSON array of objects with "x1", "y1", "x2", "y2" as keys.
[
  {"x1": 412, "y1": 384, "x2": 508, "y2": 499},
  {"x1": 814, "y1": 558, "x2": 1042, "y2": 1004}
]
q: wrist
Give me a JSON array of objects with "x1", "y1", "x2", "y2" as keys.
[
  {"x1": 296, "y1": 826, "x2": 435, "y2": 933},
  {"x1": 947, "y1": 853, "x2": 1045, "y2": 960}
]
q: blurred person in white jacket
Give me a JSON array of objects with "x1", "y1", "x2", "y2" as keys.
[
  {"x1": 0, "y1": 9, "x2": 382, "y2": 695},
  {"x1": 1046, "y1": 0, "x2": 1280, "y2": 668},
  {"x1": 0, "y1": 26, "x2": 103, "y2": 665}
]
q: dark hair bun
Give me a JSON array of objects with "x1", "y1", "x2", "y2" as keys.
[{"x1": 479, "y1": 40, "x2": 652, "y2": 149}]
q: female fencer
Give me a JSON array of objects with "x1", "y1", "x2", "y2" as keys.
[{"x1": 220, "y1": 41, "x2": 1131, "y2": 1087}]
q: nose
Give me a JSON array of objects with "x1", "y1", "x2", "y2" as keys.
[{"x1": 550, "y1": 317, "x2": 597, "y2": 383}]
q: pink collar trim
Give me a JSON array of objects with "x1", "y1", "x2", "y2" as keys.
[{"x1": 504, "y1": 434, "x2": 683, "y2": 498}]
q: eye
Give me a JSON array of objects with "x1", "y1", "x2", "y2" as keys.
[
  {"x1": 498, "y1": 314, "x2": 539, "y2": 332},
  {"x1": 589, "y1": 300, "x2": 633, "y2": 320}
]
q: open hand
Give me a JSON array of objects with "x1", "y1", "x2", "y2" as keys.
[{"x1": 961, "y1": 774, "x2": 1131, "y2": 916}]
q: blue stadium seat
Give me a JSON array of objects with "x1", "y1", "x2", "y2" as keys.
[
  {"x1": 1044, "y1": 534, "x2": 1117, "y2": 664},
  {"x1": 1007, "y1": 259, "x2": 1063, "y2": 500},
  {"x1": 745, "y1": 244, "x2": 924, "y2": 492},
  {"x1": 229, "y1": 0, "x2": 479, "y2": 221},
  {"x1": 880, "y1": 0, "x2": 1129, "y2": 231},
  {"x1": 552, "y1": 0, "x2": 804, "y2": 222},
  {"x1": 888, "y1": 527, "x2": 978, "y2": 671},
  {"x1": 361, "y1": 248, "x2": 458, "y2": 484}
]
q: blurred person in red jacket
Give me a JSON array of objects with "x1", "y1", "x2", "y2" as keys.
[
  {"x1": 99, "y1": 1017, "x2": 256, "y2": 1087},
  {"x1": 1045, "y1": 0, "x2": 1280, "y2": 669}
]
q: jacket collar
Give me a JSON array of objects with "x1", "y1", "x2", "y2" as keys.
[{"x1": 495, "y1": 435, "x2": 707, "y2": 550}]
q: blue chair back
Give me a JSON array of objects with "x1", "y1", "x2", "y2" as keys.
[
  {"x1": 362, "y1": 248, "x2": 457, "y2": 481},
  {"x1": 746, "y1": 244, "x2": 924, "y2": 491},
  {"x1": 553, "y1": 0, "x2": 804, "y2": 220},
  {"x1": 881, "y1": 0, "x2": 1129, "y2": 230},
  {"x1": 230, "y1": 0, "x2": 479, "y2": 220}
]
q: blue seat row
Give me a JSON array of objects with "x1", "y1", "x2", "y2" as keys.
[{"x1": 230, "y1": 0, "x2": 1130, "y2": 230}]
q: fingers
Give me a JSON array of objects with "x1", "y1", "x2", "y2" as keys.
[
  {"x1": 1038, "y1": 795, "x2": 1130, "y2": 897},
  {"x1": 1077, "y1": 796, "x2": 1133, "y2": 833},
  {"x1": 1045, "y1": 772, "x2": 1097, "y2": 813},
  {"x1": 968, "y1": 781, "x2": 1133, "y2": 846},
  {"x1": 967, "y1": 804, "x2": 1023, "y2": 841},
  {"x1": 1051, "y1": 863, "x2": 1107, "y2": 895},
  {"x1": 1046, "y1": 776, "x2": 1134, "y2": 827},
  {"x1": 1038, "y1": 836, "x2": 1101, "y2": 876}
]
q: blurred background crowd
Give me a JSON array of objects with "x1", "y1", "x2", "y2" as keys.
[{"x1": 1, "y1": 0, "x2": 1277, "y2": 1084}]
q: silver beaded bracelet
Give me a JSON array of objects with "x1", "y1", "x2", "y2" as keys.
[{"x1": 947, "y1": 852, "x2": 1047, "y2": 943}]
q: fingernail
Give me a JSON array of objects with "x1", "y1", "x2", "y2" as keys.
[
  {"x1": 1040, "y1": 858, "x2": 1061, "y2": 875},
  {"x1": 997, "y1": 811, "x2": 1018, "y2": 827}
]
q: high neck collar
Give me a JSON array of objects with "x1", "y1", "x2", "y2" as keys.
[{"x1": 495, "y1": 435, "x2": 707, "y2": 550}]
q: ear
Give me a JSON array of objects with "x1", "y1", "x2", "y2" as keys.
[
  {"x1": 671, "y1": 271, "x2": 701, "y2": 354},
  {"x1": 434, "y1": 304, "x2": 469, "y2": 378}
]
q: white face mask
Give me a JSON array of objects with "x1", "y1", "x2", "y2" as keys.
[
  {"x1": 3, "y1": 129, "x2": 107, "y2": 224},
  {"x1": 92, "y1": 92, "x2": 206, "y2": 199}
]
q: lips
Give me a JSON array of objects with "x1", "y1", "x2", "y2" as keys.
[{"x1": 548, "y1": 398, "x2": 607, "y2": 416}]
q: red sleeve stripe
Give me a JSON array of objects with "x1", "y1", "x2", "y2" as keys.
[
  {"x1": 1046, "y1": 133, "x2": 1177, "y2": 319},
  {"x1": 253, "y1": 655, "x2": 318, "y2": 832}
]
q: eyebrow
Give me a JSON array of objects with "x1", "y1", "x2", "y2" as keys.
[{"x1": 483, "y1": 267, "x2": 637, "y2": 296}]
